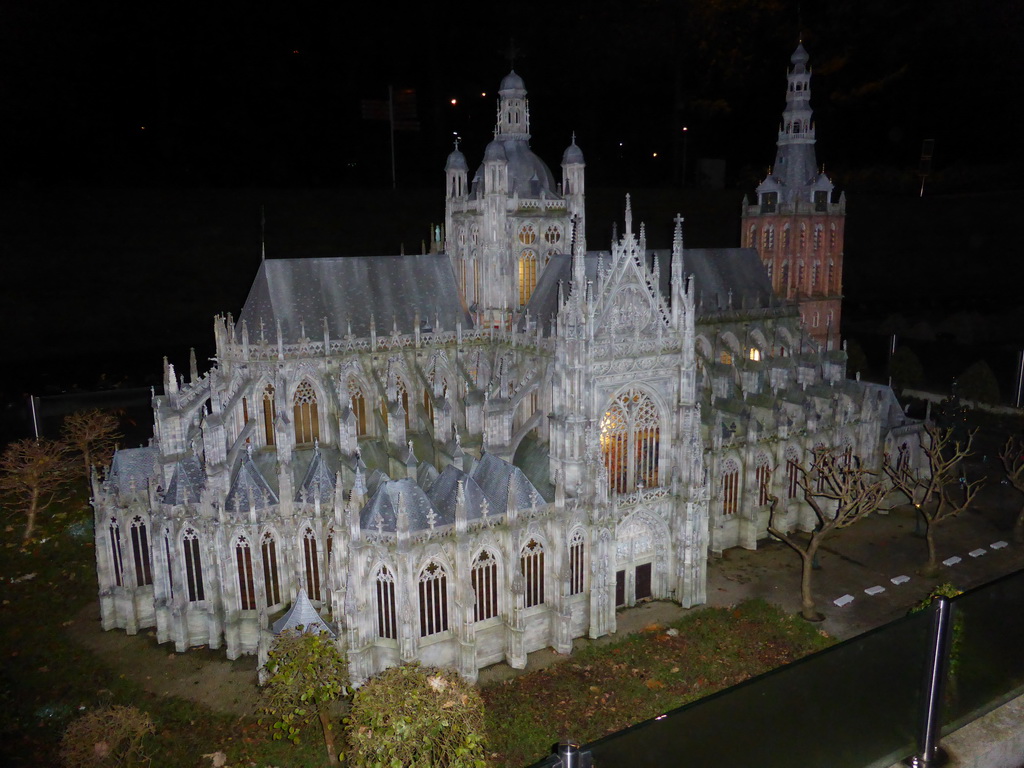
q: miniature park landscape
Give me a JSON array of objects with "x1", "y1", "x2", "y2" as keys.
[{"x1": 3, "y1": 403, "x2": 1024, "y2": 767}]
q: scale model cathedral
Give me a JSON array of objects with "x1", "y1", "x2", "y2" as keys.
[{"x1": 92, "y1": 47, "x2": 921, "y2": 683}]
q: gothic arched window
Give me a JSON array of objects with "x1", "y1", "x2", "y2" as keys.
[
  {"x1": 375, "y1": 565, "x2": 397, "y2": 640},
  {"x1": 418, "y1": 560, "x2": 449, "y2": 637},
  {"x1": 262, "y1": 532, "x2": 281, "y2": 607},
  {"x1": 521, "y1": 538, "x2": 545, "y2": 608},
  {"x1": 544, "y1": 225, "x2": 561, "y2": 245},
  {"x1": 182, "y1": 528, "x2": 205, "y2": 602},
  {"x1": 471, "y1": 550, "x2": 499, "y2": 622},
  {"x1": 755, "y1": 456, "x2": 772, "y2": 506},
  {"x1": 236, "y1": 536, "x2": 256, "y2": 610},
  {"x1": 518, "y1": 223, "x2": 537, "y2": 245},
  {"x1": 163, "y1": 528, "x2": 175, "y2": 599},
  {"x1": 109, "y1": 518, "x2": 124, "y2": 588},
  {"x1": 786, "y1": 448, "x2": 801, "y2": 499},
  {"x1": 722, "y1": 460, "x2": 740, "y2": 516},
  {"x1": 813, "y1": 225, "x2": 823, "y2": 251},
  {"x1": 293, "y1": 380, "x2": 319, "y2": 444},
  {"x1": 601, "y1": 388, "x2": 661, "y2": 494},
  {"x1": 349, "y1": 380, "x2": 367, "y2": 437},
  {"x1": 303, "y1": 527, "x2": 321, "y2": 601},
  {"x1": 130, "y1": 516, "x2": 152, "y2": 587},
  {"x1": 569, "y1": 529, "x2": 585, "y2": 596},
  {"x1": 519, "y1": 250, "x2": 537, "y2": 306},
  {"x1": 262, "y1": 384, "x2": 276, "y2": 446}
]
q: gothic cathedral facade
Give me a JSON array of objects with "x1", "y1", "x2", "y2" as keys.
[{"x1": 93, "y1": 53, "x2": 918, "y2": 683}]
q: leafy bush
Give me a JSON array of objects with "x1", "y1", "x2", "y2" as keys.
[
  {"x1": 59, "y1": 705, "x2": 154, "y2": 767},
  {"x1": 259, "y1": 628, "x2": 350, "y2": 765},
  {"x1": 347, "y1": 664, "x2": 487, "y2": 768},
  {"x1": 956, "y1": 360, "x2": 1001, "y2": 404}
]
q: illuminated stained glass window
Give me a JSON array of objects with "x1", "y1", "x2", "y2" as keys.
[
  {"x1": 293, "y1": 380, "x2": 319, "y2": 444},
  {"x1": 601, "y1": 389, "x2": 661, "y2": 494}
]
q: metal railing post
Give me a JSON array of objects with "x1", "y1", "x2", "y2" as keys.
[
  {"x1": 557, "y1": 740, "x2": 581, "y2": 768},
  {"x1": 904, "y1": 595, "x2": 952, "y2": 767}
]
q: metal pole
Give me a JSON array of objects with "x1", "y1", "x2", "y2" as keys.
[
  {"x1": 29, "y1": 395, "x2": 40, "y2": 439},
  {"x1": 557, "y1": 740, "x2": 580, "y2": 768},
  {"x1": 904, "y1": 596, "x2": 951, "y2": 767}
]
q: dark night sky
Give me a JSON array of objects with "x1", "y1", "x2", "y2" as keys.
[
  {"x1": 2, "y1": 0, "x2": 1023, "y2": 413},
  {"x1": 4, "y1": 1, "x2": 1022, "y2": 189}
]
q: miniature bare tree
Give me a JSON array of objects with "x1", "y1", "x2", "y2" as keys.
[
  {"x1": 998, "y1": 435, "x2": 1024, "y2": 542},
  {"x1": 767, "y1": 448, "x2": 887, "y2": 621},
  {"x1": 885, "y1": 424, "x2": 984, "y2": 576},
  {"x1": 0, "y1": 438, "x2": 76, "y2": 542},
  {"x1": 62, "y1": 408, "x2": 123, "y2": 484}
]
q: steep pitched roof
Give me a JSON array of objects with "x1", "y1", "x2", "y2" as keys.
[
  {"x1": 426, "y1": 464, "x2": 489, "y2": 524},
  {"x1": 162, "y1": 456, "x2": 205, "y2": 505},
  {"x1": 271, "y1": 589, "x2": 336, "y2": 637},
  {"x1": 470, "y1": 452, "x2": 544, "y2": 515},
  {"x1": 296, "y1": 446, "x2": 335, "y2": 504},
  {"x1": 225, "y1": 450, "x2": 279, "y2": 511},
  {"x1": 237, "y1": 254, "x2": 473, "y2": 344},
  {"x1": 109, "y1": 447, "x2": 157, "y2": 497}
]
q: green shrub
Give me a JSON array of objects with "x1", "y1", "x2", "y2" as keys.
[
  {"x1": 347, "y1": 664, "x2": 487, "y2": 768},
  {"x1": 259, "y1": 628, "x2": 350, "y2": 765}
]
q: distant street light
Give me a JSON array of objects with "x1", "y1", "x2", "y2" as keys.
[{"x1": 682, "y1": 126, "x2": 689, "y2": 188}]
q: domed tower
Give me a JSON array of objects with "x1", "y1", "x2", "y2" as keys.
[
  {"x1": 742, "y1": 43, "x2": 846, "y2": 350},
  {"x1": 443, "y1": 71, "x2": 581, "y2": 327}
]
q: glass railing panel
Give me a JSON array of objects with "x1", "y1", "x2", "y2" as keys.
[
  {"x1": 581, "y1": 608, "x2": 933, "y2": 768},
  {"x1": 945, "y1": 569, "x2": 1024, "y2": 729}
]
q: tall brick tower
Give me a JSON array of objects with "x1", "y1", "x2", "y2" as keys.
[{"x1": 742, "y1": 42, "x2": 845, "y2": 350}]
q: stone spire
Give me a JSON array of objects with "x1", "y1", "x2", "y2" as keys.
[{"x1": 758, "y1": 42, "x2": 833, "y2": 206}]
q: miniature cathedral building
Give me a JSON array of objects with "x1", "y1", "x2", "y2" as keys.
[
  {"x1": 742, "y1": 42, "x2": 846, "y2": 350},
  {"x1": 93, "y1": 64, "x2": 920, "y2": 684}
]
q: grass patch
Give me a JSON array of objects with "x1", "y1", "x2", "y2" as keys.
[
  {"x1": 0, "y1": 486, "x2": 327, "y2": 767},
  {"x1": 481, "y1": 600, "x2": 834, "y2": 768},
  {"x1": 2, "y1": 483, "x2": 830, "y2": 768}
]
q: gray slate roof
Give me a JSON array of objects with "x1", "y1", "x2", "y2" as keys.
[
  {"x1": 226, "y1": 450, "x2": 279, "y2": 512},
  {"x1": 163, "y1": 456, "x2": 205, "y2": 505},
  {"x1": 109, "y1": 447, "x2": 157, "y2": 497},
  {"x1": 237, "y1": 254, "x2": 473, "y2": 344},
  {"x1": 471, "y1": 139, "x2": 558, "y2": 198},
  {"x1": 296, "y1": 447, "x2": 336, "y2": 504},
  {"x1": 523, "y1": 248, "x2": 776, "y2": 335},
  {"x1": 272, "y1": 589, "x2": 336, "y2": 637},
  {"x1": 469, "y1": 453, "x2": 544, "y2": 515}
]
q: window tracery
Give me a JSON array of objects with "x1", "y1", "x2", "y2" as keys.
[
  {"x1": 262, "y1": 532, "x2": 281, "y2": 607},
  {"x1": 182, "y1": 528, "x2": 204, "y2": 602},
  {"x1": 293, "y1": 380, "x2": 319, "y2": 444},
  {"x1": 418, "y1": 560, "x2": 449, "y2": 636},
  {"x1": 235, "y1": 536, "x2": 256, "y2": 610},
  {"x1": 601, "y1": 388, "x2": 661, "y2": 494},
  {"x1": 130, "y1": 516, "x2": 152, "y2": 587},
  {"x1": 521, "y1": 539, "x2": 545, "y2": 608},
  {"x1": 303, "y1": 527, "x2": 321, "y2": 601},
  {"x1": 471, "y1": 549, "x2": 499, "y2": 621}
]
